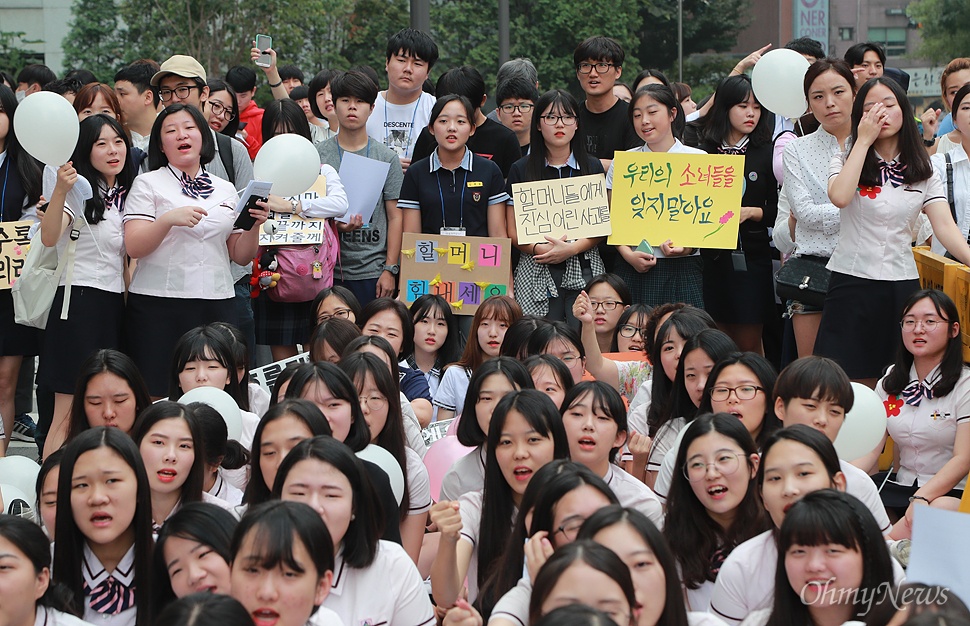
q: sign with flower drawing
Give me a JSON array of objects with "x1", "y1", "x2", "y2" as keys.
[{"x1": 608, "y1": 152, "x2": 744, "y2": 249}]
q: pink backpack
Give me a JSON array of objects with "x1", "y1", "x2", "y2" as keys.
[{"x1": 262, "y1": 220, "x2": 340, "y2": 303}]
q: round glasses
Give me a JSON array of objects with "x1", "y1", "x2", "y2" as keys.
[
  {"x1": 900, "y1": 318, "x2": 948, "y2": 332},
  {"x1": 554, "y1": 516, "x2": 587, "y2": 541},
  {"x1": 208, "y1": 100, "x2": 236, "y2": 121},
  {"x1": 359, "y1": 395, "x2": 387, "y2": 410},
  {"x1": 158, "y1": 85, "x2": 199, "y2": 102},
  {"x1": 709, "y1": 385, "x2": 764, "y2": 402},
  {"x1": 683, "y1": 452, "x2": 742, "y2": 482}
]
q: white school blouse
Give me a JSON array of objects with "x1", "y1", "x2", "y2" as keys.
[
  {"x1": 878, "y1": 364, "x2": 970, "y2": 489},
  {"x1": 827, "y1": 151, "x2": 946, "y2": 280},
  {"x1": 439, "y1": 445, "x2": 485, "y2": 502},
  {"x1": 207, "y1": 468, "x2": 244, "y2": 506},
  {"x1": 458, "y1": 489, "x2": 486, "y2": 602},
  {"x1": 434, "y1": 366, "x2": 471, "y2": 415},
  {"x1": 308, "y1": 606, "x2": 346, "y2": 626},
  {"x1": 80, "y1": 543, "x2": 136, "y2": 626},
  {"x1": 54, "y1": 192, "x2": 126, "y2": 293},
  {"x1": 34, "y1": 607, "x2": 97, "y2": 626},
  {"x1": 223, "y1": 408, "x2": 260, "y2": 492},
  {"x1": 604, "y1": 464, "x2": 664, "y2": 529},
  {"x1": 405, "y1": 447, "x2": 432, "y2": 515},
  {"x1": 931, "y1": 144, "x2": 970, "y2": 257},
  {"x1": 323, "y1": 540, "x2": 434, "y2": 626},
  {"x1": 123, "y1": 166, "x2": 241, "y2": 299}
]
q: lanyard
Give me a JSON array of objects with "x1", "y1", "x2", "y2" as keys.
[
  {"x1": 436, "y1": 165, "x2": 468, "y2": 229},
  {"x1": 384, "y1": 95, "x2": 420, "y2": 157},
  {"x1": 0, "y1": 158, "x2": 8, "y2": 222},
  {"x1": 337, "y1": 137, "x2": 370, "y2": 161}
]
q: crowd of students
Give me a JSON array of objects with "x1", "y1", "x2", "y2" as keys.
[{"x1": 2, "y1": 23, "x2": 970, "y2": 626}]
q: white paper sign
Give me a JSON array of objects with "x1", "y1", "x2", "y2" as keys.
[{"x1": 335, "y1": 151, "x2": 391, "y2": 225}]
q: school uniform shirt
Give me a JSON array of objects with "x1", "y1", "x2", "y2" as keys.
[
  {"x1": 308, "y1": 606, "x2": 346, "y2": 626},
  {"x1": 405, "y1": 447, "x2": 433, "y2": 515},
  {"x1": 931, "y1": 143, "x2": 970, "y2": 256},
  {"x1": 411, "y1": 118, "x2": 524, "y2": 178},
  {"x1": 323, "y1": 540, "x2": 434, "y2": 626},
  {"x1": 646, "y1": 417, "x2": 686, "y2": 474},
  {"x1": 783, "y1": 126, "x2": 843, "y2": 258},
  {"x1": 80, "y1": 543, "x2": 136, "y2": 626},
  {"x1": 208, "y1": 467, "x2": 244, "y2": 506},
  {"x1": 123, "y1": 166, "x2": 241, "y2": 299},
  {"x1": 440, "y1": 445, "x2": 486, "y2": 502},
  {"x1": 249, "y1": 382, "x2": 271, "y2": 419},
  {"x1": 458, "y1": 489, "x2": 489, "y2": 602},
  {"x1": 400, "y1": 367, "x2": 433, "y2": 403},
  {"x1": 317, "y1": 138, "x2": 404, "y2": 281},
  {"x1": 840, "y1": 459, "x2": 892, "y2": 533},
  {"x1": 401, "y1": 393, "x2": 429, "y2": 457},
  {"x1": 33, "y1": 606, "x2": 98, "y2": 626},
  {"x1": 402, "y1": 357, "x2": 442, "y2": 398},
  {"x1": 604, "y1": 464, "x2": 664, "y2": 529},
  {"x1": 579, "y1": 98, "x2": 642, "y2": 159},
  {"x1": 878, "y1": 364, "x2": 970, "y2": 489},
  {"x1": 827, "y1": 151, "x2": 947, "y2": 281},
  {"x1": 434, "y1": 366, "x2": 472, "y2": 416},
  {"x1": 605, "y1": 140, "x2": 704, "y2": 260},
  {"x1": 398, "y1": 148, "x2": 509, "y2": 236},
  {"x1": 711, "y1": 530, "x2": 905, "y2": 625},
  {"x1": 367, "y1": 91, "x2": 437, "y2": 161},
  {"x1": 54, "y1": 190, "x2": 126, "y2": 292},
  {"x1": 223, "y1": 409, "x2": 260, "y2": 492}
]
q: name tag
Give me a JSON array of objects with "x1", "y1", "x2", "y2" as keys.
[
  {"x1": 467, "y1": 181, "x2": 484, "y2": 188},
  {"x1": 441, "y1": 227, "x2": 466, "y2": 236}
]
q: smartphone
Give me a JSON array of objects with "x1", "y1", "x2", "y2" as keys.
[
  {"x1": 255, "y1": 34, "x2": 273, "y2": 68},
  {"x1": 234, "y1": 194, "x2": 266, "y2": 231}
]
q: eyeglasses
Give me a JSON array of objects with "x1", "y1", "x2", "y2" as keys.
[
  {"x1": 589, "y1": 300, "x2": 622, "y2": 311},
  {"x1": 317, "y1": 308, "x2": 352, "y2": 323},
  {"x1": 499, "y1": 103, "x2": 535, "y2": 113},
  {"x1": 208, "y1": 100, "x2": 236, "y2": 121},
  {"x1": 157, "y1": 85, "x2": 199, "y2": 102},
  {"x1": 709, "y1": 385, "x2": 765, "y2": 402},
  {"x1": 618, "y1": 325, "x2": 648, "y2": 339},
  {"x1": 683, "y1": 452, "x2": 743, "y2": 482},
  {"x1": 540, "y1": 114, "x2": 577, "y2": 127},
  {"x1": 577, "y1": 62, "x2": 616, "y2": 74},
  {"x1": 359, "y1": 395, "x2": 387, "y2": 410},
  {"x1": 557, "y1": 355, "x2": 582, "y2": 366},
  {"x1": 901, "y1": 318, "x2": 948, "y2": 332},
  {"x1": 554, "y1": 516, "x2": 587, "y2": 541}
]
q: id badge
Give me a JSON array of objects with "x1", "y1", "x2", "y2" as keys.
[
  {"x1": 441, "y1": 227, "x2": 466, "y2": 236},
  {"x1": 731, "y1": 251, "x2": 748, "y2": 272}
]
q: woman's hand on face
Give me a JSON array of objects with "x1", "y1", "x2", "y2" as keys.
[
  {"x1": 165, "y1": 206, "x2": 208, "y2": 227},
  {"x1": 572, "y1": 290, "x2": 595, "y2": 326},
  {"x1": 857, "y1": 103, "x2": 887, "y2": 146},
  {"x1": 430, "y1": 501, "x2": 463, "y2": 543},
  {"x1": 54, "y1": 162, "x2": 78, "y2": 194}
]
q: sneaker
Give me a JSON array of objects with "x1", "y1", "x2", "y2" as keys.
[{"x1": 11, "y1": 414, "x2": 37, "y2": 442}]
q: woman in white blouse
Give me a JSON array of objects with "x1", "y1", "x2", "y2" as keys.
[
  {"x1": 781, "y1": 59, "x2": 856, "y2": 357},
  {"x1": 931, "y1": 83, "x2": 970, "y2": 257},
  {"x1": 123, "y1": 103, "x2": 267, "y2": 397}
]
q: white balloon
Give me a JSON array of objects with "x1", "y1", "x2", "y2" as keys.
[
  {"x1": 357, "y1": 444, "x2": 405, "y2": 505},
  {"x1": 833, "y1": 383, "x2": 888, "y2": 461},
  {"x1": 0, "y1": 456, "x2": 40, "y2": 506},
  {"x1": 13, "y1": 91, "x2": 80, "y2": 166},
  {"x1": 751, "y1": 49, "x2": 811, "y2": 119},
  {"x1": 253, "y1": 134, "x2": 320, "y2": 197},
  {"x1": 179, "y1": 387, "x2": 243, "y2": 442}
]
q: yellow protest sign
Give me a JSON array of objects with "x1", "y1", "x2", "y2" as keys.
[
  {"x1": 0, "y1": 221, "x2": 33, "y2": 290},
  {"x1": 608, "y1": 152, "x2": 744, "y2": 249},
  {"x1": 512, "y1": 173, "x2": 610, "y2": 245}
]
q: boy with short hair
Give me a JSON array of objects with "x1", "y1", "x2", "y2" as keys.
[
  {"x1": 114, "y1": 59, "x2": 161, "y2": 150},
  {"x1": 495, "y1": 75, "x2": 540, "y2": 157},
  {"x1": 573, "y1": 36, "x2": 641, "y2": 171},
  {"x1": 15, "y1": 64, "x2": 56, "y2": 100},
  {"x1": 226, "y1": 65, "x2": 264, "y2": 159},
  {"x1": 278, "y1": 64, "x2": 305, "y2": 94},
  {"x1": 319, "y1": 71, "x2": 404, "y2": 307},
  {"x1": 366, "y1": 28, "x2": 439, "y2": 170}
]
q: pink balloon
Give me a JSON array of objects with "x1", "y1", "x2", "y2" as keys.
[{"x1": 423, "y1": 435, "x2": 474, "y2": 501}]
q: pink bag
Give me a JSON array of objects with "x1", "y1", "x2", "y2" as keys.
[{"x1": 265, "y1": 221, "x2": 339, "y2": 303}]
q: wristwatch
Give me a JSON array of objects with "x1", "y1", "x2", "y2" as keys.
[
  {"x1": 381, "y1": 263, "x2": 400, "y2": 275},
  {"x1": 290, "y1": 198, "x2": 301, "y2": 216}
]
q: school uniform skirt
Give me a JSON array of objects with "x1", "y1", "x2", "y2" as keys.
[
  {"x1": 125, "y1": 293, "x2": 237, "y2": 397},
  {"x1": 0, "y1": 290, "x2": 39, "y2": 356},
  {"x1": 252, "y1": 294, "x2": 313, "y2": 347},
  {"x1": 702, "y1": 251, "x2": 774, "y2": 325},
  {"x1": 614, "y1": 255, "x2": 704, "y2": 308},
  {"x1": 37, "y1": 286, "x2": 125, "y2": 393},
  {"x1": 813, "y1": 272, "x2": 919, "y2": 380}
]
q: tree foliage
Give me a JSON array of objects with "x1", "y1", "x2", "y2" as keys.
[
  {"x1": 0, "y1": 31, "x2": 45, "y2": 78},
  {"x1": 61, "y1": 0, "x2": 126, "y2": 81},
  {"x1": 908, "y1": 0, "x2": 970, "y2": 63}
]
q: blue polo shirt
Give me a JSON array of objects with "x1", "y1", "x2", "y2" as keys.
[{"x1": 398, "y1": 148, "x2": 510, "y2": 236}]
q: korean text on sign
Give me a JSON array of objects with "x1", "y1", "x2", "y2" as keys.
[
  {"x1": 0, "y1": 221, "x2": 33, "y2": 290},
  {"x1": 512, "y1": 174, "x2": 611, "y2": 245},
  {"x1": 607, "y1": 152, "x2": 744, "y2": 249}
]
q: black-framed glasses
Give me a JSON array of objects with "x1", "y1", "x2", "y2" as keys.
[
  {"x1": 208, "y1": 100, "x2": 236, "y2": 121},
  {"x1": 540, "y1": 114, "x2": 577, "y2": 127},
  {"x1": 317, "y1": 308, "x2": 352, "y2": 323},
  {"x1": 709, "y1": 385, "x2": 765, "y2": 402},
  {"x1": 577, "y1": 62, "x2": 615, "y2": 74},
  {"x1": 499, "y1": 103, "x2": 535, "y2": 113},
  {"x1": 683, "y1": 452, "x2": 743, "y2": 482},
  {"x1": 554, "y1": 516, "x2": 587, "y2": 541},
  {"x1": 589, "y1": 300, "x2": 622, "y2": 311},
  {"x1": 900, "y1": 318, "x2": 947, "y2": 332},
  {"x1": 158, "y1": 85, "x2": 199, "y2": 102},
  {"x1": 618, "y1": 325, "x2": 647, "y2": 339}
]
